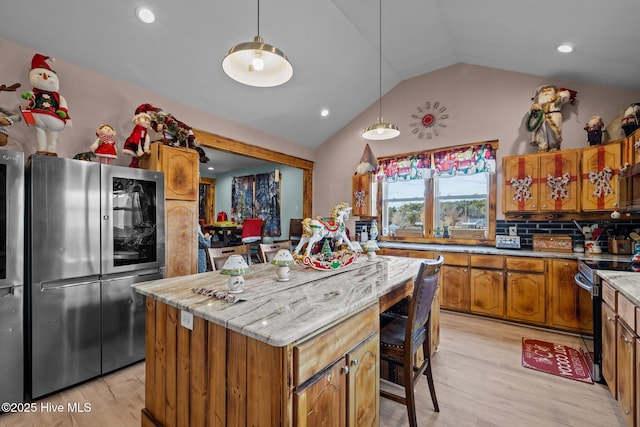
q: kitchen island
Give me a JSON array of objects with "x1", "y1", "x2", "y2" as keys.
[{"x1": 133, "y1": 255, "x2": 423, "y2": 426}]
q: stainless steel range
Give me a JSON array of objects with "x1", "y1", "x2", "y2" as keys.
[{"x1": 575, "y1": 258, "x2": 634, "y2": 383}]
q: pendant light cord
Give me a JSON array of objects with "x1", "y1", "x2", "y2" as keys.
[
  {"x1": 378, "y1": 0, "x2": 382, "y2": 121},
  {"x1": 257, "y1": 0, "x2": 260, "y2": 37}
]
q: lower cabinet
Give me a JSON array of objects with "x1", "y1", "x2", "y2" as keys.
[
  {"x1": 439, "y1": 252, "x2": 470, "y2": 311},
  {"x1": 505, "y1": 257, "x2": 546, "y2": 325},
  {"x1": 548, "y1": 259, "x2": 593, "y2": 333},
  {"x1": 293, "y1": 305, "x2": 379, "y2": 426},
  {"x1": 470, "y1": 255, "x2": 504, "y2": 317},
  {"x1": 602, "y1": 287, "x2": 618, "y2": 397},
  {"x1": 618, "y1": 319, "x2": 635, "y2": 425}
]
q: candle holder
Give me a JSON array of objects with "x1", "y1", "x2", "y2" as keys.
[
  {"x1": 362, "y1": 240, "x2": 380, "y2": 260},
  {"x1": 271, "y1": 249, "x2": 296, "y2": 281},
  {"x1": 220, "y1": 254, "x2": 250, "y2": 293}
]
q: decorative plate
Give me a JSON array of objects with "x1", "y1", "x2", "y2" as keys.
[{"x1": 296, "y1": 249, "x2": 360, "y2": 271}]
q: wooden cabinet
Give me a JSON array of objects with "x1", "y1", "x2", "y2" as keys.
[
  {"x1": 469, "y1": 255, "x2": 504, "y2": 317},
  {"x1": 548, "y1": 259, "x2": 593, "y2": 333},
  {"x1": 581, "y1": 140, "x2": 622, "y2": 211},
  {"x1": 505, "y1": 257, "x2": 546, "y2": 325},
  {"x1": 503, "y1": 150, "x2": 580, "y2": 213},
  {"x1": 439, "y1": 252, "x2": 469, "y2": 311},
  {"x1": 352, "y1": 174, "x2": 372, "y2": 217},
  {"x1": 165, "y1": 200, "x2": 198, "y2": 277},
  {"x1": 602, "y1": 282, "x2": 618, "y2": 397},
  {"x1": 617, "y1": 319, "x2": 635, "y2": 425},
  {"x1": 141, "y1": 142, "x2": 200, "y2": 201},
  {"x1": 294, "y1": 305, "x2": 379, "y2": 426}
]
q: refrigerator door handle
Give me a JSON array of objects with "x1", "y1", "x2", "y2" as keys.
[
  {"x1": 40, "y1": 277, "x2": 100, "y2": 291},
  {"x1": 0, "y1": 286, "x2": 16, "y2": 297}
]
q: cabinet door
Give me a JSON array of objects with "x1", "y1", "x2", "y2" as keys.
[
  {"x1": 347, "y1": 334, "x2": 379, "y2": 427},
  {"x1": 617, "y1": 320, "x2": 635, "y2": 425},
  {"x1": 295, "y1": 359, "x2": 347, "y2": 427},
  {"x1": 581, "y1": 141, "x2": 622, "y2": 211},
  {"x1": 602, "y1": 302, "x2": 618, "y2": 397},
  {"x1": 165, "y1": 200, "x2": 198, "y2": 277},
  {"x1": 144, "y1": 143, "x2": 200, "y2": 201},
  {"x1": 548, "y1": 260, "x2": 593, "y2": 332},
  {"x1": 505, "y1": 271, "x2": 545, "y2": 324},
  {"x1": 503, "y1": 155, "x2": 540, "y2": 212},
  {"x1": 635, "y1": 338, "x2": 640, "y2": 427},
  {"x1": 351, "y1": 174, "x2": 371, "y2": 217},
  {"x1": 439, "y1": 265, "x2": 469, "y2": 311},
  {"x1": 539, "y1": 150, "x2": 580, "y2": 212},
  {"x1": 470, "y1": 268, "x2": 504, "y2": 317}
]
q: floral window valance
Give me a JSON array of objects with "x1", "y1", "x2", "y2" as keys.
[{"x1": 375, "y1": 143, "x2": 496, "y2": 182}]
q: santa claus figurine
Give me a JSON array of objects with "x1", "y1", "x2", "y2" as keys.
[
  {"x1": 526, "y1": 85, "x2": 574, "y2": 152},
  {"x1": 20, "y1": 54, "x2": 71, "y2": 156},
  {"x1": 90, "y1": 124, "x2": 118, "y2": 164},
  {"x1": 584, "y1": 115, "x2": 606, "y2": 146},
  {"x1": 123, "y1": 105, "x2": 152, "y2": 168}
]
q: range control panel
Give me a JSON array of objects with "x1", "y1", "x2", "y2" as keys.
[{"x1": 495, "y1": 235, "x2": 521, "y2": 249}]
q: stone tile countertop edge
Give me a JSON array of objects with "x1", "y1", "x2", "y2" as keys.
[
  {"x1": 597, "y1": 270, "x2": 640, "y2": 306},
  {"x1": 378, "y1": 241, "x2": 632, "y2": 262},
  {"x1": 133, "y1": 256, "x2": 424, "y2": 347}
]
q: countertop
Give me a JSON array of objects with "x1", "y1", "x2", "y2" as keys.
[
  {"x1": 597, "y1": 270, "x2": 640, "y2": 306},
  {"x1": 378, "y1": 241, "x2": 633, "y2": 262},
  {"x1": 133, "y1": 256, "x2": 423, "y2": 347}
]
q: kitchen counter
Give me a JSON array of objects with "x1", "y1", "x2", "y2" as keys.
[
  {"x1": 379, "y1": 241, "x2": 632, "y2": 262},
  {"x1": 597, "y1": 270, "x2": 640, "y2": 306},
  {"x1": 133, "y1": 255, "x2": 422, "y2": 347}
]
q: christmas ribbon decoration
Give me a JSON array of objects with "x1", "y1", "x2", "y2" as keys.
[
  {"x1": 588, "y1": 166, "x2": 613, "y2": 198},
  {"x1": 546, "y1": 172, "x2": 571, "y2": 201},
  {"x1": 509, "y1": 175, "x2": 533, "y2": 202}
]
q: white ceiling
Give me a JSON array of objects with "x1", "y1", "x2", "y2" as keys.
[{"x1": 2, "y1": 0, "x2": 639, "y2": 160}]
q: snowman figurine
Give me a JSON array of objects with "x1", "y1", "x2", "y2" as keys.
[{"x1": 21, "y1": 54, "x2": 71, "y2": 156}]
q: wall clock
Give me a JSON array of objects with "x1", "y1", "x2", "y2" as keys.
[{"x1": 409, "y1": 101, "x2": 449, "y2": 140}]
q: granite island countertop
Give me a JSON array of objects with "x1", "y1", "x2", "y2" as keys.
[
  {"x1": 597, "y1": 270, "x2": 640, "y2": 306},
  {"x1": 133, "y1": 256, "x2": 423, "y2": 347}
]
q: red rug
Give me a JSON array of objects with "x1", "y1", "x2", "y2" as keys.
[{"x1": 522, "y1": 338, "x2": 593, "y2": 384}]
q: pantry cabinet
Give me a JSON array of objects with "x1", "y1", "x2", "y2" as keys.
[
  {"x1": 581, "y1": 140, "x2": 622, "y2": 211},
  {"x1": 503, "y1": 149, "x2": 580, "y2": 213},
  {"x1": 548, "y1": 259, "x2": 593, "y2": 333}
]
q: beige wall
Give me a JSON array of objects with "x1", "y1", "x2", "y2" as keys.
[
  {"x1": 314, "y1": 63, "x2": 640, "y2": 225},
  {"x1": 4, "y1": 37, "x2": 640, "y2": 228},
  {"x1": 0, "y1": 38, "x2": 313, "y2": 165}
]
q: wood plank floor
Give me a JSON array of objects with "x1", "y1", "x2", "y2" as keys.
[{"x1": 0, "y1": 311, "x2": 626, "y2": 427}]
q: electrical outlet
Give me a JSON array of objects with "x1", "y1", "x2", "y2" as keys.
[{"x1": 509, "y1": 226, "x2": 518, "y2": 236}]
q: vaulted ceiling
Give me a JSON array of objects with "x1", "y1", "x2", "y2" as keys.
[{"x1": 1, "y1": 0, "x2": 639, "y2": 156}]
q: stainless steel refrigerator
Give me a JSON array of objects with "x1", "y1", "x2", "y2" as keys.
[
  {"x1": 0, "y1": 150, "x2": 24, "y2": 405},
  {"x1": 26, "y1": 155, "x2": 165, "y2": 399}
]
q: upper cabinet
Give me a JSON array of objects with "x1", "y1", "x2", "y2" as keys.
[
  {"x1": 352, "y1": 174, "x2": 372, "y2": 217},
  {"x1": 503, "y1": 149, "x2": 580, "y2": 213},
  {"x1": 581, "y1": 140, "x2": 622, "y2": 211}
]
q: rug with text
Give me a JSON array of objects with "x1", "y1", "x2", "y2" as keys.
[{"x1": 522, "y1": 338, "x2": 593, "y2": 384}]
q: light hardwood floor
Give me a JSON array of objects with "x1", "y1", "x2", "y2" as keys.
[{"x1": 0, "y1": 311, "x2": 626, "y2": 427}]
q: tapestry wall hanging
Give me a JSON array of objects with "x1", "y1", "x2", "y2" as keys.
[{"x1": 232, "y1": 172, "x2": 281, "y2": 237}]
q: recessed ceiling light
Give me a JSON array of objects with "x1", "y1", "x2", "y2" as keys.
[
  {"x1": 320, "y1": 109, "x2": 330, "y2": 117},
  {"x1": 135, "y1": 7, "x2": 155, "y2": 24},
  {"x1": 207, "y1": 167, "x2": 214, "y2": 171},
  {"x1": 557, "y1": 44, "x2": 574, "y2": 53}
]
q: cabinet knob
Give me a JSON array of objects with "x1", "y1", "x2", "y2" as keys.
[
  {"x1": 532, "y1": 205, "x2": 536, "y2": 208},
  {"x1": 351, "y1": 358, "x2": 359, "y2": 366},
  {"x1": 542, "y1": 204, "x2": 547, "y2": 208},
  {"x1": 341, "y1": 366, "x2": 349, "y2": 375}
]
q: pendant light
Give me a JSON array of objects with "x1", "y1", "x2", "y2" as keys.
[
  {"x1": 362, "y1": 0, "x2": 399, "y2": 140},
  {"x1": 222, "y1": 0, "x2": 293, "y2": 87}
]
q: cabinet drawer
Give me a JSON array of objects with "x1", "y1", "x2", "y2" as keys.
[
  {"x1": 294, "y1": 304, "x2": 378, "y2": 387},
  {"x1": 441, "y1": 252, "x2": 469, "y2": 267},
  {"x1": 505, "y1": 257, "x2": 545, "y2": 272},
  {"x1": 470, "y1": 255, "x2": 503, "y2": 270},
  {"x1": 618, "y1": 293, "x2": 636, "y2": 329},
  {"x1": 602, "y1": 281, "x2": 617, "y2": 309},
  {"x1": 408, "y1": 250, "x2": 437, "y2": 259}
]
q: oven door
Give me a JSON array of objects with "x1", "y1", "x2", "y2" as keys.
[
  {"x1": 573, "y1": 270, "x2": 603, "y2": 383},
  {"x1": 574, "y1": 272, "x2": 594, "y2": 294}
]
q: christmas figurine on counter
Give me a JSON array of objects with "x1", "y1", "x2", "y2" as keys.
[
  {"x1": 89, "y1": 124, "x2": 118, "y2": 164},
  {"x1": 123, "y1": 105, "x2": 151, "y2": 168},
  {"x1": 20, "y1": 54, "x2": 71, "y2": 156}
]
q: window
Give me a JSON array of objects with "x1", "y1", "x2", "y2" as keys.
[{"x1": 376, "y1": 141, "x2": 497, "y2": 244}]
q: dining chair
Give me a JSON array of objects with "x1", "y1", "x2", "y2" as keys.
[
  {"x1": 288, "y1": 218, "x2": 303, "y2": 245},
  {"x1": 379, "y1": 255, "x2": 444, "y2": 427},
  {"x1": 258, "y1": 240, "x2": 292, "y2": 263},
  {"x1": 241, "y1": 218, "x2": 264, "y2": 263},
  {"x1": 208, "y1": 245, "x2": 250, "y2": 270}
]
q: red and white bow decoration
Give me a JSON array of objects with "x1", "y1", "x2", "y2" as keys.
[
  {"x1": 509, "y1": 175, "x2": 533, "y2": 202},
  {"x1": 588, "y1": 166, "x2": 613, "y2": 198},
  {"x1": 546, "y1": 173, "x2": 571, "y2": 200}
]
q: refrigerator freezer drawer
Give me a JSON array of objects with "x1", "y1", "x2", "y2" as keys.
[
  {"x1": 0, "y1": 285, "x2": 23, "y2": 403},
  {"x1": 101, "y1": 272, "x2": 163, "y2": 373},
  {"x1": 30, "y1": 280, "x2": 101, "y2": 399}
]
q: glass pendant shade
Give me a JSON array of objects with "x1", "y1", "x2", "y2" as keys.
[
  {"x1": 222, "y1": 36, "x2": 293, "y2": 87},
  {"x1": 362, "y1": 118, "x2": 400, "y2": 140}
]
